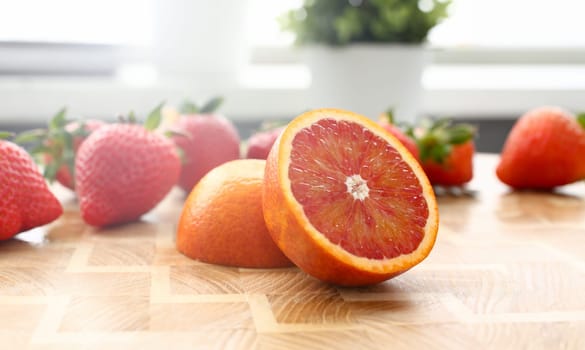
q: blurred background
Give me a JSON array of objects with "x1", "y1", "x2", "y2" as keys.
[{"x1": 1, "y1": 0, "x2": 585, "y2": 152}]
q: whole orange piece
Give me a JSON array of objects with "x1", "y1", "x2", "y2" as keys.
[
  {"x1": 177, "y1": 159, "x2": 293, "y2": 268},
  {"x1": 263, "y1": 109, "x2": 439, "y2": 286}
]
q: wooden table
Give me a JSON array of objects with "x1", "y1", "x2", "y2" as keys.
[{"x1": 1, "y1": 153, "x2": 584, "y2": 349}]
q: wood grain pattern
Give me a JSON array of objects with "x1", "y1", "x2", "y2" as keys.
[{"x1": 0, "y1": 154, "x2": 584, "y2": 349}]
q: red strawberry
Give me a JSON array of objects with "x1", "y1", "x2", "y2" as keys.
[
  {"x1": 496, "y1": 106, "x2": 585, "y2": 189},
  {"x1": 75, "y1": 107, "x2": 181, "y2": 227},
  {"x1": 245, "y1": 126, "x2": 284, "y2": 160},
  {"x1": 172, "y1": 97, "x2": 240, "y2": 192},
  {"x1": 0, "y1": 138, "x2": 63, "y2": 240},
  {"x1": 378, "y1": 110, "x2": 420, "y2": 160},
  {"x1": 414, "y1": 119, "x2": 476, "y2": 186},
  {"x1": 422, "y1": 141, "x2": 475, "y2": 186}
]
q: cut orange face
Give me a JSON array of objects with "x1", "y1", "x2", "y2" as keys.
[{"x1": 263, "y1": 109, "x2": 439, "y2": 286}]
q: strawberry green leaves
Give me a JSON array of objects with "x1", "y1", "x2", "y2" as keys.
[
  {"x1": 144, "y1": 102, "x2": 164, "y2": 131},
  {"x1": 12, "y1": 108, "x2": 107, "y2": 190},
  {"x1": 200, "y1": 96, "x2": 224, "y2": 114},
  {"x1": 180, "y1": 101, "x2": 199, "y2": 114},
  {"x1": 179, "y1": 96, "x2": 224, "y2": 115},
  {"x1": 381, "y1": 109, "x2": 396, "y2": 125},
  {"x1": 411, "y1": 118, "x2": 476, "y2": 164},
  {"x1": 118, "y1": 102, "x2": 164, "y2": 131},
  {"x1": 0, "y1": 131, "x2": 14, "y2": 140},
  {"x1": 13, "y1": 129, "x2": 48, "y2": 145},
  {"x1": 49, "y1": 107, "x2": 68, "y2": 130},
  {"x1": 411, "y1": 118, "x2": 476, "y2": 187},
  {"x1": 14, "y1": 108, "x2": 77, "y2": 182},
  {"x1": 577, "y1": 113, "x2": 585, "y2": 129}
]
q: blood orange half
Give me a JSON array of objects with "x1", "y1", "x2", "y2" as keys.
[{"x1": 263, "y1": 109, "x2": 439, "y2": 286}]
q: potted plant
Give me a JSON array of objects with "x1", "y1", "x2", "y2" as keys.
[{"x1": 280, "y1": 0, "x2": 450, "y2": 121}]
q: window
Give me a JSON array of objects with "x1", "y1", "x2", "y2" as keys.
[
  {"x1": 0, "y1": 0, "x2": 153, "y2": 45},
  {"x1": 0, "y1": 0, "x2": 154, "y2": 76},
  {"x1": 430, "y1": 0, "x2": 585, "y2": 48}
]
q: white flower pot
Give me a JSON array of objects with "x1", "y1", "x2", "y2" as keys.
[{"x1": 303, "y1": 44, "x2": 429, "y2": 123}]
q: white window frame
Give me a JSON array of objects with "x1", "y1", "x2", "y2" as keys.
[{"x1": 0, "y1": 42, "x2": 151, "y2": 76}]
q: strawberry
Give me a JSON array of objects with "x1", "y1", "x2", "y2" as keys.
[
  {"x1": 412, "y1": 119, "x2": 476, "y2": 187},
  {"x1": 15, "y1": 108, "x2": 105, "y2": 190},
  {"x1": 75, "y1": 105, "x2": 181, "y2": 227},
  {"x1": 245, "y1": 126, "x2": 284, "y2": 160},
  {"x1": 421, "y1": 141, "x2": 475, "y2": 186},
  {"x1": 172, "y1": 97, "x2": 240, "y2": 192},
  {"x1": 0, "y1": 137, "x2": 63, "y2": 240},
  {"x1": 378, "y1": 110, "x2": 420, "y2": 160},
  {"x1": 496, "y1": 106, "x2": 585, "y2": 189}
]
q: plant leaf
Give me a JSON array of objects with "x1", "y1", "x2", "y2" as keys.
[
  {"x1": 49, "y1": 107, "x2": 68, "y2": 130},
  {"x1": 29, "y1": 143, "x2": 50, "y2": 155},
  {"x1": 180, "y1": 100, "x2": 199, "y2": 114},
  {"x1": 0, "y1": 131, "x2": 14, "y2": 140},
  {"x1": 577, "y1": 113, "x2": 585, "y2": 129},
  {"x1": 429, "y1": 118, "x2": 450, "y2": 131},
  {"x1": 164, "y1": 128, "x2": 191, "y2": 139},
  {"x1": 413, "y1": 117, "x2": 476, "y2": 164},
  {"x1": 279, "y1": 0, "x2": 450, "y2": 46},
  {"x1": 14, "y1": 129, "x2": 47, "y2": 145},
  {"x1": 447, "y1": 124, "x2": 476, "y2": 144},
  {"x1": 199, "y1": 96, "x2": 224, "y2": 114},
  {"x1": 144, "y1": 102, "x2": 164, "y2": 131}
]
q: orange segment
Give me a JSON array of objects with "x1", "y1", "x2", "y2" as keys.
[{"x1": 263, "y1": 109, "x2": 439, "y2": 286}]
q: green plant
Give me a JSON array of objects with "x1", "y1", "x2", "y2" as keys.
[{"x1": 280, "y1": 0, "x2": 450, "y2": 46}]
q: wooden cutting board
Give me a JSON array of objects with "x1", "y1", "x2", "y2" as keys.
[{"x1": 1, "y1": 154, "x2": 584, "y2": 349}]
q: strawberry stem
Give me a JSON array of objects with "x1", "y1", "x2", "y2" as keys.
[
  {"x1": 127, "y1": 111, "x2": 137, "y2": 123},
  {"x1": 61, "y1": 131, "x2": 75, "y2": 183},
  {"x1": 43, "y1": 160, "x2": 60, "y2": 181}
]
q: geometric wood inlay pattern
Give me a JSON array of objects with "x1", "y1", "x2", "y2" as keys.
[{"x1": 1, "y1": 154, "x2": 584, "y2": 349}]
